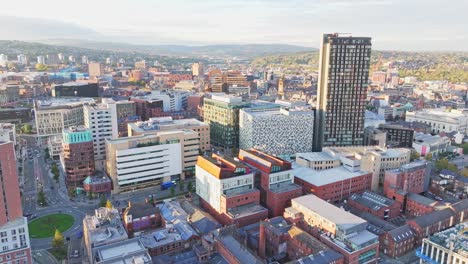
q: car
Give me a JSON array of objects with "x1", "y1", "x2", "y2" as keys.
[
  {"x1": 435, "y1": 196, "x2": 443, "y2": 201},
  {"x1": 36, "y1": 153, "x2": 41, "y2": 158},
  {"x1": 70, "y1": 249, "x2": 80, "y2": 258}
]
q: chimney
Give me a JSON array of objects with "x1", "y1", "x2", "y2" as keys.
[{"x1": 258, "y1": 222, "x2": 266, "y2": 259}]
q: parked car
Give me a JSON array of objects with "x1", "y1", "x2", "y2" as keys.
[{"x1": 71, "y1": 249, "x2": 80, "y2": 258}]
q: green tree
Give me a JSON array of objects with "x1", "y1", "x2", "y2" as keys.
[
  {"x1": 35, "y1": 63, "x2": 48, "y2": 71},
  {"x1": 447, "y1": 163, "x2": 459, "y2": 173},
  {"x1": 52, "y1": 229, "x2": 64, "y2": 249},
  {"x1": 187, "y1": 181, "x2": 194, "y2": 193},
  {"x1": 99, "y1": 196, "x2": 107, "y2": 207},
  {"x1": 410, "y1": 151, "x2": 420, "y2": 161},
  {"x1": 435, "y1": 158, "x2": 449, "y2": 172},
  {"x1": 425, "y1": 153, "x2": 433, "y2": 161},
  {"x1": 179, "y1": 180, "x2": 185, "y2": 191},
  {"x1": 44, "y1": 148, "x2": 50, "y2": 160},
  {"x1": 21, "y1": 124, "x2": 32, "y2": 133},
  {"x1": 460, "y1": 143, "x2": 468, "y2": 155},
  {"x1": 68, "y1": 187, "x2": 76, "y2": 198},
  {"x1": 461, "y1": 168, "x2": 468, "y2": 177},
  {"x1": 170, "y1": 186, "x2": 176, "y2": 197},
  {"x1": 37, "y1": 190, "x2": 47, "y2": 206},
  {"x1": 105, "y1": 200, "x2": 113, "y2": 209}
]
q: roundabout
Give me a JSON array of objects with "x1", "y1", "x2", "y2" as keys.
[{"x1": 28, "y1": 213, "x2": 75, "y2": 238}]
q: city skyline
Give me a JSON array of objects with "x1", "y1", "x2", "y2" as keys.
[{"x1": 0, "y1": 0, "x2": 467, "y2": 51}]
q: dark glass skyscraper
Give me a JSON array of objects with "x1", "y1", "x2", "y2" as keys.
[{"x1": 314, "y1": 33, "x2": 372, "y2": 151}]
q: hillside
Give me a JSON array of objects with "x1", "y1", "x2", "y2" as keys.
[{"x1": 251, "y1": 50, "x2": 468, "y2": 83}]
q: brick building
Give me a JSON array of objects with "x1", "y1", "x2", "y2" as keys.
[
  {"x1": 404, "y1": 193, "x2": 447, "y2": 218},
  {"x1": 195, "y1": 154, "x2": 268, "y2": 226},
  {"x1": 216, "y1": 235, "x2": 263, "y2": 264},
  {"x1": 130, "y1": 97, "x2": 164, "y2": 121},
  {"x1": 407, "y1": 208, "x2": 456, "y2": 245},
  {"x1": 384, "y1": 161, "x2": 428, "y2": 197},
  {"x1": 61, "y1": 126, "x2": 95, "y2": 188},
  {"x1": 381, "y1": 224, "x2": 415, "y2": 258},
  {"x1": 123, "y1": 202, "x2": 162, "y2": 237},
  {"x1": 284, "y1": 195, "x2": 380, "y2": 264},
  {"x1": 347, "y1": 191, "x2": 401, "y2": 220},
  {"x1": 0, "y1": 141, "x2": 33, "y2": 264},
  {"x1": 82, "y1": 174, "x2": 112, "y2": 195},
  {"x1": 294, "y1": 166, "x2": 372, "y2": 203},
  {"x1": 238, "y1": 149, "x2": 302, "y2": 217}
]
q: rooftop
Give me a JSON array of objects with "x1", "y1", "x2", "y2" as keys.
[
  {"x1": 83, "y1": 207, "x2": 128, "y2": 247},
  {"x1": 349, "y1": 191, "x2": 396, "y2": 211},
  {"x1": 292, "y1": 195, "x2": 367, "y2": 230},
  {"x1": 57, "y1": 81, "x2": 92, "y2": 87},
  {"x1": 427, "y1": 222, "x2": 468, "y2": 256},
  {"x1": 410, "y1": 208, "x2": 455, "y2": 228},
  {"x1": 197, "y1": 154, "x2": 251, "y2": 179},
  {"x1": 94, "y1": 238, "x2": 151, "y2": 264},
  {"x1": 123, "y1": 202, "x2": 159, "y2": 220},
  {"x1": 387, "y1": 224, "x2": 415, "y2": 243},
  {"x1": 414, "y1": 132, "x2": 449, "y2": 145},
  {"x1": 292, "y1": 250, "x2": 343, "y2": 264},
  {"x1": 293, "y1": 165, "x2": 370, "y2": 187},
  {"x1": 296, "y1": 152, "x2": 335, "y2": 162},
  {"x1": 388, "y1": 160, "x2": 427, "y2": 173},
  {"x1": 36, "y1": 97, "x2": 95, "y2": 109},
  {"x1": 288, "y1": 225, "x2": 329, "y2": 252},
  {"x1": 129, "y1": 117, "x2": 207, "y2": 133},
  {"x1": 226, "y1": 202, "x2": 268, "y2": 219},
  {"x1": 239, "y1": 148, "x2": 292, "y2": 173},
  {"x1": 217, "y1": 235, "x2": 263, "y2": 264}
]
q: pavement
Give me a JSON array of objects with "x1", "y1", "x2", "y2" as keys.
[{"x1": 32, "y1": 250, "x2": 59, "y2": 264}]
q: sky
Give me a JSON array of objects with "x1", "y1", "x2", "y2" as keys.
[{"x1": 0, "y1": 0, "x2": 467, "y2": 51}]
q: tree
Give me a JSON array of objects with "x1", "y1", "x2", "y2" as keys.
[
  {"x1": 35, "y1": 63, "x2": 48, "y2": 71},
  {"x1": 435, "y1": 158, "x2": 450, "y2": 172},
  {"x1": 410, "y1": 151, "x2": 420, "y2": 161},
  {"x1": 52, "y1": 229, "x2": 64, "y2": 249},
  {"x1": 105, "y1": 200, "x2": 113, "y2": 209},
  {"x1": 21, "y1": 124, "x2": 32, "y2": 134},
  {"x1": 44, "y1": 148, "x2": 50, "y2": 160},
  {"x1": 460, "y1": 143, "x2": 468, "y2": 155},
  {"x1": 99, "y1": 196, "x2": 107, "y2": 207},
  {"x1": 68, "y1": 187, "x2": 76, "y2": 198},
  {"x1": 187, "y1": 181, "x2": 194, "y2": 193},
  {"x1": 425, "y1": 153, "x2": 433, "y2": 161},
  {"x1": 51, "y1": 163, "x2": 59, "y2": 183},
  {"x1": 461, "y1": 168, "x2": 468, "y2": 177},
  {"x1": 447, "y1": 163, "x2": 459, "y2": 173},
  {"x1": 179, "y1": 180, "x2": 185, "y2": 191},
  {"x1": 37, "y1": 190, "x2": 47, "y2": 206},
  {"x1": 170, "y1": 186, "x2": 176, "y2": 197}
]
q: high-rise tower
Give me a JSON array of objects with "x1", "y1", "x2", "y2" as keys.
[{"x1": 313, "y1": 33, "x2": 372, "y2": 151}]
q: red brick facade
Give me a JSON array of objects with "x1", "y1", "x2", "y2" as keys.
[
  {"x1": 62, "y1": 141, "x2": 95, "y2": 188},
  {"x1": 294, "y1": 172, "x2": 372, "y2": 203},
  {"x1": 200, "y1": 198, "x2": 268, "y2": 227},
  {"x1": 348, "y1": 196, "x2": 401, "y2": 220}
]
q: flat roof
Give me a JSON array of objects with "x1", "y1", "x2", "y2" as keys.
[
  {"x1": 296, "y1": 152, "x2": 336, "y2": 162},
  {"x1": 217, "y1": 235, "x2": 263, "y2": 264},
  {"x1": 36, "y1": 97, "x2": 95, "y2": 109},
  {"x1": 98, "y1": 239, "x2": 143, "y2": 260},
  {"x1": 292, "y1": 195, "x2": 367, "y2": 229},
  {"x1": 293, "y1": 165, "x2": 369, "y2": 187}
]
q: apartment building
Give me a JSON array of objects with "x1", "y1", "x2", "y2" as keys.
[
  {"x1": 83, "y1": 103, "x2": 118, "y2": 170},
  {"x1": 0, "y1": 141, "x2": 32, "y2": 264}
]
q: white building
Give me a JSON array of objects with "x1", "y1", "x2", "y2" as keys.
[
  {"x1": 0, "y1": 54, "x2": 8, "y2": 67},
  {"x1": 0, "y1": 123, "x2": 16, "y2": 145},
  {"x1": 239, "y1": 107, "x2": 314, "y2": 157},
  {"x1": 131, "y1": 90, "x2": 190, "y2": 112},
  {"x1": 297, "y1": 146, "x2": 411, "y2": 192},
  {"x1": 413, "y1": 133, "x2": 451, "y2": 157},
  {"x1": 195, "y1": 157, "x2": 255, "y2": 212},
  {"x1": 105, "y1": 134, "x2": 182, "y2": 193},
  {"x1": 84, "y1": 103, "x2": 118, "y2": 170},
  {"x1": 35, "y1": 98, "x2": 95, "y2": 144},
  {"x1": 406, "y1": 108, "x2": 468, "y2": 134},
  {"x1": 0, "y1": 217, "x2": 32, "y2": 263},
  {"x1": 17, "y1": 54, "x2": 27, "y2": 65},
  {"x1": 228, "y1": 85, "x2": 250, "y2": 96},
  {"x1": 36, "y1": 56, "x2": 46, "y2": 65}
]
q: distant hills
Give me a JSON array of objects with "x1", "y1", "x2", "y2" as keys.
[{"x1": 37, "y1": 39, "x2": 315, "y2": 58}]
